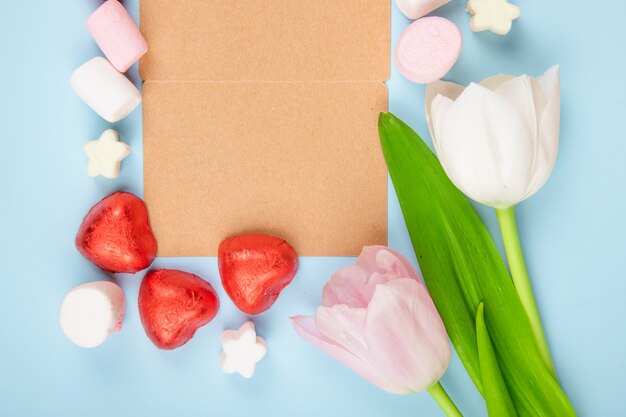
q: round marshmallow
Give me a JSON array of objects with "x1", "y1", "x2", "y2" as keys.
[
  {"x1": 70, "y1": 57, "x2": 141, "y2": 123},
  {"x1": 59, "y1": 281, "x2": 125, "y2": 348},
  {"x1": 395, "y1": 17, "x2": 462, "y2": 84},
  {"x1": 87, "y1": 0, "x2": 148, "y2": 73},
  {"x1": 395, "y1": 0, "x2": 452, "y2": 20}
]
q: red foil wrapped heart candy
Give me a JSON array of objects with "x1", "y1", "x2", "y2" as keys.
[
  {"x1": 75, "y1": 192, "x2": 157, "y2": 273},
  {"x1": 218, "y1": 233, "x2": 299, "y2": 315},
  {"x1": 138, "y1": 269, "x2": 220, "y2": 350}
]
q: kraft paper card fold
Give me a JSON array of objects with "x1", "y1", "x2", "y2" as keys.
[{"x1": 141, "y1": 0, "x2": 390, "y2": 256}]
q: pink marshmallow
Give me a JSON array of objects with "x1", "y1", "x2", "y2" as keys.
[
  {"x1": 87, "y1": 0, "x2": 148, "y2": 73},
  {"x1": 395, "y1": 17, "x2": 462, "y2": 84}
]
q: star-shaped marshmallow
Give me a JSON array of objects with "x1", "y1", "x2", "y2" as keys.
[
  {"x1": 467, "y1": 0, "x2": 520, "y2": 35},
  {"x1": 84, "y1": 129, "x2": 130, "y2": 179},
  {"x1": 220, "y1": 321, "x2": 267, "y2": 379}
]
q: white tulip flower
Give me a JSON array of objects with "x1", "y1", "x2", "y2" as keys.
[
  {"x1": 425, "y1": 67, "x2": 562, "y2": 374},
  {"x1": 425, "y1": 66, "x2": 560, "y2": 208}
]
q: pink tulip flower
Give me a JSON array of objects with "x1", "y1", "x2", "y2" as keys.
[{"x1": 290, "y1": 246, "x2": 451, "y2": 394}]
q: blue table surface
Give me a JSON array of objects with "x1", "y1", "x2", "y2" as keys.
[{"x1": 2, "y1": 1, "x2": 625, "y2": 416}]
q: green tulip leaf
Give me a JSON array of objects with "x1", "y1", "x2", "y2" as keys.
[
  {"x1": 378, "y1": 112, "x2": 576, "y2": 417},
  {"x1": 476, "y1": 302, "x2": 518, "y2": 417}
]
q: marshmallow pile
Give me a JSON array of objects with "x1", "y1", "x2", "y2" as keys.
[
  {"x1": 70, "y1": 0, "x2": 146, "y2": 180},
  {"x1": 394, "y1": 0, "x2": 520, "y2": 84},
  {"x1": 71, "y1": 0, "x2": 147, "y2": 123},
  {"x1": 60, "y1": 1, "x2": 150, "y2": 349}
]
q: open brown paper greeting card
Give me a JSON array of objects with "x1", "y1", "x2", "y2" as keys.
[{"x1": 140, "y1": 0, "x2": 390, "y2": 256}]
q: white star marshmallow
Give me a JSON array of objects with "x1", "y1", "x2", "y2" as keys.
[
  {"x1": 467, "y1": 0, "x2": 520, "y2": 35},
  {"x1": 220, "y1": 321, "x2": 267, "y2": 379},
  {"x1": 84, "y1": 129, "x2": 130, "y2": 179}
]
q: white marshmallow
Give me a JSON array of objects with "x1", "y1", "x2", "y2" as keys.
[
  {"x1": 396, "y1": 0, "x2": 451, "y2": 20},
  {"x1": 84, "y1": 129, "x2": 130, "y2": 179},
  {"x1": 220, "y1": 321, "x2": 267, "y2": 379},
  {"x1": 70, "y1": 57, "x2": 141, "y2": 123},
  {"x1": 59, "y1": 281, "x2": 125, "y2": 348},
  {"x1": 467, "y1": 0, "x2": 520, "y2": 35}
]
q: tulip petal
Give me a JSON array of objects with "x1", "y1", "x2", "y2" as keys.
[
  {"x1": 357, "y1": 246, "x2": 422, "y2": 283},
  {"x1": 537, "y1": 65, "x2": 560, "y2": 100},
  {"x1": 493, "y1": 75, "x2": 549, "y2": 201},
  {"x1": 290, "y1": 314, "x2": 403, "y2": 394},
  {"x1": 425, "y1": 80, "x2": 464, "y2": 146},
  {"x1": 430, "y1": 94, "x2": 454, "y2": 158},
  {"x1": 364, "y1": 278, "x2": 450, "y2": 392},
  {"x1": 315, "y1": 304, "x2": 413, "y2": 392},
  {"x1": 425, "y1": 80, "x2": 465, "y2": 103},
  {"x1": 525, "y1": 65, "x2": 560, "y2": 198},
  {"x1": 316, "y1": 304, "x2": 369, "y2": 352},
  {"x1": 291, "y1": 305, "x2": 407, "y2": 394},
  {"x1": 479, "y1": 74, "x2": 514, "y2": 90},
  {"x1": 317, "y1": 305, "x2": 388, "y2": 380},
  {"x1": 431, "y1": 82, "x2": 535, "y2": 207},
  {"x1": 495, "y1": 75, "x2": 546, "y2": 138},
  {"x1": 322, "y1": 265, "x2": 371, "y2": 308},
  {"x1": 323, "y1": 247, "x2": 424, "y2": 308}
]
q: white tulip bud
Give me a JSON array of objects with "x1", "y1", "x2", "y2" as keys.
[{"x1": 425, "y1": 66, "x2": 560, "y2": 208}]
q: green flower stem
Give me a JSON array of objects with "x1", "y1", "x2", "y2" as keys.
[
  {"x1": 495, "y1": 206, "x2": 556, "y2": 378},
  {"x1": 427, "y1": 382, "x2": 463, "y2": 417}
]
